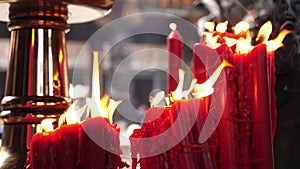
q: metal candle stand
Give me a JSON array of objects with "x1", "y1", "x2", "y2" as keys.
[{"x1": 0, "y1": 0, "x2": 113, "y2": 168}]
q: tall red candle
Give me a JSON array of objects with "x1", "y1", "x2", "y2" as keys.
[
  {"x1": 192, "y1": 43, "x2": 218, "y2": 169},
  {"x1": 193, "y1": 43, "x2": 208, "y2": 84},
  {"x1": 234, "y1": 44, "x2": 273, "y2": 169},
  {"x1": 215, "y1": 44, "x2": 239, "y2": 169},
  {"x1": 267, "y1": 52, "x2": 277, "y2": 139},
  {"x1": 168, "y1": 23, "x2": 183, "y2": 93}
]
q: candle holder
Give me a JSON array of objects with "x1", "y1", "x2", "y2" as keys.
[{"x1": 0, "y1": 0, "x2": 113, "y2": 168}]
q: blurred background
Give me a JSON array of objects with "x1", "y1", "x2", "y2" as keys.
[{"x1": 0, "y1": 0, "x2": 300, "y2": 169}]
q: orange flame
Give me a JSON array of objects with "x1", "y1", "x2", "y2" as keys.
[
  {"x1": 205, "y1": 33, "x2": 220, "y2": 49},
  {"x1": 205, "y1": 20, "x2": 291, "y2": 53},
  {"x1": 41, "y1": 118, "x2": 56, "y2": 132},
  {"x1": 58, "y1": 101, "x2": 82, "y2": 127},
  {"x1": 256, "y1": 21, "x2": 272, "y2": 43},
  {"x1": 233, "y1": 21, "x2": 250, "y2": 35},
  {"x1": 169, "y1": 69, "x2": 197, "y2": 102},
  {"x1": 204, "y1": 22, "x2": 215, "y2": 32},
  {"x1": 264, "y1": 29, "x2": 292, "y2": 52},
  {"x1": 165, "y1": 60, "x2": 232, "y2": 104},
  {"x1": 55, "y1": 50, "x2": 122, "y2": 128},
  {"x1": 223, "y1": 37, "x2": 237, "y2": 47},
  {"x1": 149, "y1": 91, "x2": 165, "y2": 107},
  {"x1": 236, "y1": 31, "x2": 253, "y2": 54},
  {"x1": 193, "y1": 60, "x2": 233, "y2": 98},
  {"x1": 216, "y1": 21, "x2": 228, "y2": 33}
]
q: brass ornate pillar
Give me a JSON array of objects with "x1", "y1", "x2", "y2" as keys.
[{"x1": 0, "y1": 0, "x2": 113, "y2": 168}]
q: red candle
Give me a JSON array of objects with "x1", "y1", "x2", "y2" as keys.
[
  {"x1": 56, "y1": 124, "x2": 81, "y2": 169},
  {"x1": 215, "y1": 44, "x2": 239, "y2": 169},
  {"x1": 29, "y1": 132, "x2": 53, "y2": 169},
  {"x1": 187, "y1": 99, "x2": 218, "y2": 169},
  {"x1": 193, "y1": 43, "x2": 208, "y2": 84},
  {"x1": 266, "y1": 52, "x2": 277, "y2": 139},
  {"x1": 168, "y1": 23, "x2": 183, "y2": 93},
  {"x1": 28, "y1": 117, "x2": 129, "y2": 169},
  {"x1": 234, "y1": 44, "x2": 273, "y2": 169},
  {"x1": 81, "y1": 117, "x2": 127, "y2": 169},
  {"x1": 131, "y1": 107, "x2": 173, "y2": 169},
  {"x1": 130, "y1": 99, "x2": 219, "y2": 169},
  {"x1": 171, "y1": 101, "x2": 201, "y2": 169},
  {"x1": 192, "y1": 43, "x2": 218, "y2": 169}
]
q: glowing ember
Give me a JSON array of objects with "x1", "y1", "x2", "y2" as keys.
[{"x1": 193, "y1": 60, "x2": 233, "y2": 98}]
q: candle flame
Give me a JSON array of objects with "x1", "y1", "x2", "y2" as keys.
[
  {"x1": 169, "y1": 23, "x2": 177, "y2": 31},
  {"x1": 264, "y1": 29, "x2": 292, "y2": 52},
  {"x1": 169, "y1": 69, "x2": 197, "y2": 102},
  {"x1": 216, "y1": 21, "x2": 228, "y2": 34},
  {"x1": 193, "y1": 60, "x2": 233, "y2": 98},
  {"x1": 58, "y1": 100, "x2": 82, "y2": 127},
  {"x1": 236, "y1": 31, "x2": 254, "y2": 54},
  {"x1": 92, "y1": 51, "x2": 101, "y2": 107},
  {"x1": 88, "y1": 94, "x2": 122, "y2": 124},
  {"x1": 256, "y1": 21, "x2": 272, "y2": 43},
  {"x1": 204, "y1": 22, "x2": 215, "y2": 32},
  {"x1": 205, "y1": 32, "x2": 220, "y2": 48},
  {"x1": 41, "y1": 118, "x2": 56, "y2": 132},
  {"x1": 149, "y1": 91, "x2": 166, "y2": 107},
  {"x1": 171, "y1": 69, "x2": 185, "y2": 101},
  {"x1": 205, "y1": 20, "x2": 292, "y2": 54},
  {"x1": 223, "y1": 37, "x2": 237, "y2": 47},
  {"x1": 167, "y1": 60, "x2": 232, "y2": 104},
  {"x1": 233, "y1": 21, "x2": 250, "y2": 35},
  {"x1": 53, "y1": 50, "x2": 122, "y2": 129}
]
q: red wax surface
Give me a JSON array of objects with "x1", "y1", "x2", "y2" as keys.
[
  {"x1": 30, "y1": 133, "x2": 50, "y2": 169},
  {"x1": 167, "y1": 28, "x2": 183, "y2": 93},
  {"x1": 28, "y1": 117, "x2": 129, "y2": 169},
  {"x1": 193, "y1": 43, "x2": 209, "y2": 84},
  {"x1": 267, "y1": 52, "x2": 277, "y2": 140},
  {"x1": 215, "y1": 44, "x2": 239, "y2": 169},
  {"x1": 56, "y1": 124, "x2": 81, "y2": 169},
  {"x1": 81, "y1": 118, "x2": 126, "y2": 169}
]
